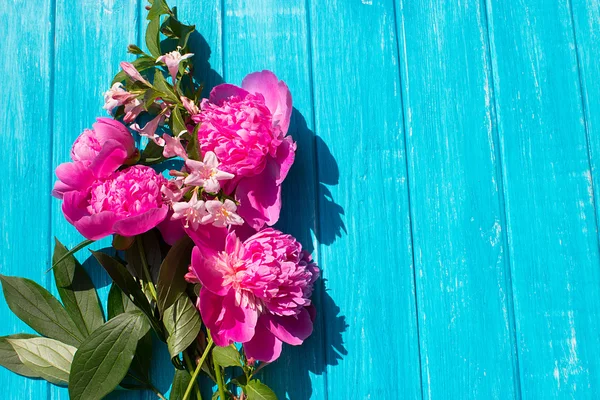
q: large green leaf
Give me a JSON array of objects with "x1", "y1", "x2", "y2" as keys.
[
  {"x1": 147, "y1": 0, "x2": 170, "y2": 20},
  {"x1": 8, "y1": 337, "x2": 77, "y2": 386},
  {"x1": 245, "y1": 380, "x2": 278, "y2": 400},
  {"x1": 0, "y1": 334, "x2": 38, "y2": 377},
  {"x1": 157, "y1": 236, "x2": 194, "y2": 313},
  {"x1": 52, "y1": 239, "x2": 104, "y2": 337},
  {"x1": 153, "y1": 69, "x2": 179, "y2": 102},
  {"x1": 171, "y1": 106, "x2": 187, "y2": 136},
  {"x1": 0, "y1": 275, "x2": 84, "y2": 346},
  {"x1": 163, "y1": 294, "x2": 201, "y2": 358},
  {"x1": 68, "y1": 311, "x2": 151, "y2": 400},
  {"x1": 212, "y1": 346, "x2": 242, "y2": 368},
  {"x1": 107, "y1": 283, "x2": 136, "y2": 320},
  {"x1": 169, "y1": 369, "x2": 192, "y2": 400}
]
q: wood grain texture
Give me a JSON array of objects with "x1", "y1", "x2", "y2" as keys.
[
  {"x1": 486, "y1": 0, "x2": 600, "y2": 397},
  {"x1": 220, "y1": 1, "x2": 326, "y2": 399},
  {"x1": 0, "y1": 1, "x2": 54, "y2": 399},
  {"x1": 308, "y1": 0, "x2": 421, "y2": 398},
  {"x1": 395, "y1": 0, "x2": 519, "y2": 398}
]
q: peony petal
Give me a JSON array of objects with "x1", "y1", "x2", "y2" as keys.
[
  {"x1": 241, "y1": 70, "x2": 292, "y2": 134},
  {"x1": 90, "y1": 140, "x2": 128, "y2": 179},
  {"x1": 55, "y1": 161, "x2": 95, "y2": 191},
  {"x1": 262, "y1": 308, "x2": 313, "y2": 346},
  {"x1": 51, "y1": 180, "x2": 73, "y2": 199},
  {"x1": 156, "y1": 214, "x2": 186, "y2": 245},
  {"x1": 61, "y1": 190, "x2": 90, "y2": 225},
  {"x1": 199, "y1": 289, "x2": 230, "y2": 347},
  {"x1": 72, "y1": 211, "x2": 119, "y2": 240},
  {"x1": 274, "y1": 136, "x2": 296, "y2": 185},
  {"x1": 113, "y1": 206, "x2": 168, "y2": 237},
  {"x1": 209, "y1": 84, "x2": 250, "y2": 106},
  {"x1": 186, "y1": 224, "x2": 228, "y2": 256},
  {"x1": 219, "y1": 291, "x2": 258, "y2": 343},
  {"x1": 235, "y1": 160, "x2": 282, "y2": 230},
  {"x1": 243, "y1": 318, "x2": 283, "y2": 363},
  {"x1": 191, "y1": 246, "x2": 228, "y2": 296},
  {"x1": 93, "y1": 118, "x2": 135, "y2": 157}
]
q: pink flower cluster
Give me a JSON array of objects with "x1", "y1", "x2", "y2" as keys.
[
  {"x1": 188, "y1": 229, "x2": 319, "y2": 362},
  {"x1": 53, "y1": 65, "x2": 318, "y2": 362}
]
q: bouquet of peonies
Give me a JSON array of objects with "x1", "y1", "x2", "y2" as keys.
[{"x1": 0, "y1": 1, "x2": 319, "y2": 399}]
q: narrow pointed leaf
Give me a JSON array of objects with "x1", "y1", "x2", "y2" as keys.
[
  {"x1": 157, "y1": 236, "x2": 194, "y2": 313},
  {"x1": 69, "y1": 311, "x2": 151, "y2": 400},
  {"x1": 146, "y1": 17, "x2": 162, "y2": 59},
  {"x1": 8, "y1": 337, "x2": 77, "y2": 386},
  {"x1": 107, "y1": 284, "x2": 136, "y2": 320},
  {"x1": 163, "y1": 294, "x2": 201, "y2": 358},
  {"x1": 0, "y1": 334, "x2": 38, "y2": 377},
  {"x1": 53, "y1": 239, "x2": 104, "y2": 337},
  {"x1": 0, "y1": 275, "x2": 84, "y2": 346}
]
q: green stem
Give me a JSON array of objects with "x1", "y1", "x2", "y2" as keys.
[
  {"x1": 150, "y1": 384, "x2": 168, "y2": 400},
  {"x1": 47, "y1": 239, "x2": 94, "y2": 272},
  {"x1": 136, "y1": 236, "x2": 158, "y2": 302},
  {"x1": 183, "y1": 335, "x2": 214, "y2": 400},
  {"x1": 183, "y1": 350, "x2": 203, "y2": 400},
  {"x1": 213, "y1": 353, "x2": 227, "y2": 400}
]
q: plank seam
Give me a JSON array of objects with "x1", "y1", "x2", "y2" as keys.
[
  {"x1": 46, "y1": 0, "x2": 57, "y2": 400},
  {"x1": 480, "y1": 0, "x2": 523, "y2": 398},
  {"x1": 390, "y1": 1, "x2": 424, "y2": 398},
  {"x1": 220, "y1": 0, "x2": 226, "y2": 83},
  {"x1": 565, "y1": 0, "x2": 600, "y2": 273},
  {"x1": 304, "y1": 0, "x2": 329, "y2": 398}
]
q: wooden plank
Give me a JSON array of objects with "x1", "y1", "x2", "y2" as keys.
[
  {"x1": 221, "y1": 1, "x2": 325, "y2": 398},
  {"x1": 51, "y1": 1, "x2": 141, "y2": 399},
  {"x1": 308, "y1": 1, "x2": 421, "y2": 398},
  {"x1": 395, "y1": 0, "x2": 519, "y2": 398},
  {"x1": 485, "y1": 0, "x2": 600, "y2": 397},
  {"x1": 0, "y1": 1, "x2": 54, "y2": 399}
]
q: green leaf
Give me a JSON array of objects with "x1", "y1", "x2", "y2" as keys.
[
  {"x1": 52, "y1": 239, "x2": 104, "y2": 337},
  {"x1": 68, "y1": 311, "x2": 151, "y2": 400},
  {"x1": 140, "y1": 140, "x2": 166, "y2": 165},
  {"x1": 153, "y1": 69, "x2": 179, "y2": 102},
  {"x1": 127, "y1": 44, "x2": 145, "y2": 55},
  {"x1": 245, "y1": 380, "x2": 278, "y2": 400},
  {"x1": 107, "y1": 284, "x2": 136, "y2": 320},
  {"x1": 112, "y1": 56, "x2": 157, "y2": 86},
  {"x1": 130, "y1": 331, "x2": 153, "y2": 380},
  {"x1": 0, "y1": 275, "x2": 84, "y2": 346},
  {"x1": 169, "y1": 369, "x2": 192, "y2": 400},
  {"x1": 163, "y1": 294, "x2": 201, "y2": 358},
  {"x1": 212, "y1": 346, "x2": 242, "y2": 368},
  {"x1": 0, "y1": 334, "x2": 38, "y2": 377},
  {"x1": 49, "y1": 238, "x2": 94, "y2": 270},
  {"x1": 8, "y1": 337, "x2": 77, "y2": 386},
  {"x1": 147, "y1": 0, "x2": 171, "y2": 20},
  {"x1": 157, "y1": 236, "x2": 194, "y2": 313},
  {"x1": 163, "y1": 16, "x2": 196, "y2": 49},
  {"x1": 146, "y1": 17, "x2": 162, "y2": 59},
  {"x1": 170, "y1": 106, "x2": 187, "y2": 137}
]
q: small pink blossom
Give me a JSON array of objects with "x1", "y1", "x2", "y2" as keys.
[
  {"x1": 189, "y1": 229, "x2": 319, "y2": 362},
  {"x1": 162, "y1": 132, "x2": 188, "y2": 159},
  {"x1": 161, "y1": 175, "x2": 189, "y2": 203},
  {"x1": 181, "y1": 96, "x2": 200, "y2": 116},
  {"x1": 203, "y1": 199, "x2": 243, "y2": 227},
  {"x1": 171, "y1": 191, "x2": 207, "y2": 230},
  {"x1": 184, "y1": 151, "x2": 234, "y2": 193},
  {"x1": 103, "y1": 83, "x2": 135, "y2": 113},
  {"x1": 123, "y1": 98, "x2": 144, "y2": 123},
  {"x1": 120, "y1": 61, "x2": 150, "y2": 86},
  {"x1": 131, "y1": 114, "x2": 166, "y2": 146},
  {"x1": 195, "y1": 71, "x2": 295, "y2": 230},
  {"x1": 157, "y1": 50, "x2": 194, "y2": 83},
  {"x1": 61, "y1": 165, "x2": 168, "y2": 240}
]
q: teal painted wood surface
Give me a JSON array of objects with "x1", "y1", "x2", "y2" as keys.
[{"x1": 1, "y1": 0, "x2": 600, "y2": 399}]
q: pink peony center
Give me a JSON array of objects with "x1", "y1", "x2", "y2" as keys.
[
  {"x1": 87, "y1": 165, "x2": 166, "y2": 217},
  {"x1": 197, "y1": 93, "x2": 282, "y2": 177},
  {"x1": 214, "y1": 230, "x2": 319, "y2": 317}
]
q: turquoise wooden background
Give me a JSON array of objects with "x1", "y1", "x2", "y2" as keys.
[{"x1": 1, "y1": 0, "x2": 600, "y2": 398}]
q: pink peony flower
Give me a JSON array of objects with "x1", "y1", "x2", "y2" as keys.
[
  {"x1": 61, "y1": 165, "x2": 168, "y2": 240},
  {"x1": 189, "y1": 228, "x2": 319, "y2": 362},
  {"x1": 194, "y1": 71, "x2": 296, "y2": 231},
  {"x1": 53, "y1": 118, "x2": 137, "y2": 198}
]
